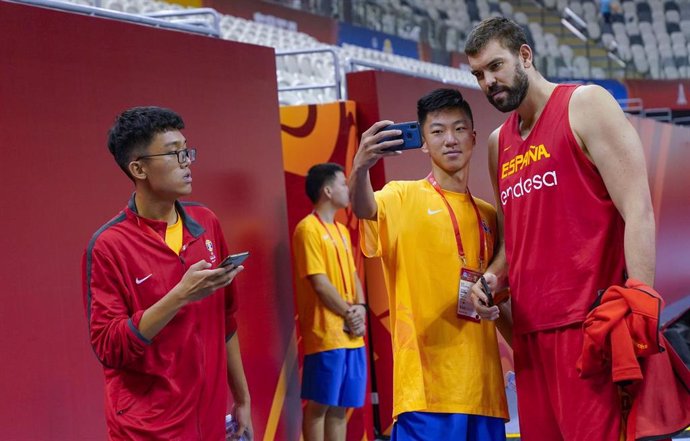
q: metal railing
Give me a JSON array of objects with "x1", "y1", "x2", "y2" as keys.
[
  {"x1": 143, "y1": 8, "x2": 220, "y2": 35},
  {"x1": 618, "y1": 97, "x2": 644, "y2": 109},
  {"x1": 618, "y1": 98, "x2": 645, "y2": 115},
  {"x1": 276, "y1": 47, "x2": 343, "y2": 100},
  {"x1": 530, "y1": 0, "x2": 628, "y2": 79},
  {"x1": 7, "y1": 0, "x2": 220, "y2": 37},
  {"x1": 671, "y1": 116, "x2": 690, "y2": 126},
  {"x1": 618, "y1": 98, "x2": 683, "y2": 126},
  {"x1": 644, "y1": 107, "x2": 673, "y2": 123},
  {"x1": 345, "y1": 57, "x2": 479, "y2": 90},
  {"x1": 276, "y1": 45, "x2": 483, "y2": 105}
]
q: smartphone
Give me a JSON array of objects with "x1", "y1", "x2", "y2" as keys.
[
  {"x1": 219, "y1": 251, "x2": 250, "y2": 268},
  {"x1": 480, "y1": 276, "x2": 494, "y2": 307},
  {"x1": 380, "y1": 121, "x2": 423, "y2": 152}
]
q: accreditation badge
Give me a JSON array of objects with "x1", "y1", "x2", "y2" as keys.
[{"x1": 458, "y1": 268, "x2": 481, "y2": 322}]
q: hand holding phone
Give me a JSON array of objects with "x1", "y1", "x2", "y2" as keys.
[
  {"x1": 380, "y1": 121, "x2": 423, "y2": 152},
  {"x1": 219, "y1": 251, "x2": 250, "y2": 268}
]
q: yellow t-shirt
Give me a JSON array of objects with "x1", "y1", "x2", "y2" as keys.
[
  {"x1": 292, "y1": 214, "x2": 365, "y2": 355},
  {"x1": 360, "y1": 179, "x2": 508, "y2": 419},
  {"x1": 165, "y1": 213, "x2": 183, "y2": 255}
]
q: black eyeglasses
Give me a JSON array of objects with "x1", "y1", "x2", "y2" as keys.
[{"x1": 136, "y1": 148, "x2": 196, "y2": 164}]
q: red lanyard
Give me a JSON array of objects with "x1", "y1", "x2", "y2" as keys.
[
  {"x1": 426, "y1": 173, "x2": 487, "y2": 270},
  {"x1": 313, "y1": 212, "x2": 352, "y2": 295}
]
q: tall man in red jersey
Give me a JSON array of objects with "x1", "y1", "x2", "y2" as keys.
[
  {"x1": 465, "y1": 18, "x2": 656, "y2": 441},
  {"x1": 82, "y1": 107, "x2": 252, "y2": 440}
]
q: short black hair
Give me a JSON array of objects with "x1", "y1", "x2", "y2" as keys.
[
  {"x1": 417, "y1": 88, "x2": 473, "y2": 128},
  {"x1": 107, "y1": 106, "x2": 185, "y2": 179},
  {"x1": 465, "y1": 17, "x2": 528, "y2": 57},
  {"x1": 305, "y1": 162, "x2": 344, "y2": 204}
]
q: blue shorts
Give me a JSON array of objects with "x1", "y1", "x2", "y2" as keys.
[
  {"x1": 391, "y1": 412, "x2": 506, "y2": 441},
  {"x1": 301, "y1": 347, "x2": 367, "y2": 408}
]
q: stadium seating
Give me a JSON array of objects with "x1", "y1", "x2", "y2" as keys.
[
  {"x1": 567, "y1": 0, "x2": 690, "y2": 79},
  {"x1": 58, "y1": 0, "x2": 690, "y2": 102},
  {"x1": 57, "y1": 0, "x2": 488, "y2": 105}
]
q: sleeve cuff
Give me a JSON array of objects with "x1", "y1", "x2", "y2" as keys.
[
  {"x1": 225, "y1": 314, "x2": 238, "y2": 342},
  {"x1": 225, "y1": 329, "x2": 237, "y2": 342},
  {"x1": 359, "y1": 218, "x2": 382, "y2": 258},
  {"x1": 127, "y1": 318, "x2": 152, "y2": 345}
]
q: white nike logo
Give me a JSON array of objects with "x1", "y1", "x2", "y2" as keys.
[
  {"x1": 427, "y1": 208, "x2": 443, "y2": 215},
  {"x1": 135, "y1": 274, "x2": 153, "y2": 285}
]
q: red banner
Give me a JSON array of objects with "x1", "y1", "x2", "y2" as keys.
[
  {"x1": 625, "y1": 79, "x2": 690, "y2": 110},
  {"x1": 0, "y1": 3, "x2": 300, "y2": 439}
]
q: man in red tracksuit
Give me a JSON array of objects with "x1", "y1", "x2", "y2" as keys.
[{"x1": 82, "y1": 107, "x2": 252, "y2": 440}]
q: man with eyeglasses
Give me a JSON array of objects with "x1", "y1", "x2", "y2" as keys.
[{"x1": 82, "y1": 106, "x2": 253, "y2": 440}]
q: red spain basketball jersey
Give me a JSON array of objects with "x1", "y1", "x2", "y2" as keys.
[{"x1": 498, "y1": 84, "x2": 626, "y2": 334}]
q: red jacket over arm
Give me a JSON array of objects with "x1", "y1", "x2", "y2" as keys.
[{"x1": 578, "y1": 279, "x2": 690, "y2": 440}]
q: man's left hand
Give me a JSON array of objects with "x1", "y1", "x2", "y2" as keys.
[
  {"x1": 471, "y1": 273, "x2": 500, "y2": 320},
  {"x1": 231, "y1": 402, "x2": 253, "y2": 441},
  {"x1": 346, "y1": 304, "x2": 367, "y2": 336}
]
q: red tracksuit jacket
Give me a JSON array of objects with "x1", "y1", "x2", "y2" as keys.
[
  {"x1": 578, "y1": 279, "x2": 690, "y2": 440},
  {"x1": 82, "y1": 197, "x2": 238, "y2": 440}
]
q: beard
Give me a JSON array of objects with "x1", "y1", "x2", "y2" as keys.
[{"x1": 486, "y1": 64, "x2": 529, "y2": 113}]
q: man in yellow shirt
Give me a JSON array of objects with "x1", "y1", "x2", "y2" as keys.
[
  {"x1": 292, "y1": 163, "x2": 367, "y2": 441},
  {"x1": 349, "y1": 89, "x2": 508, "y2": 440}
]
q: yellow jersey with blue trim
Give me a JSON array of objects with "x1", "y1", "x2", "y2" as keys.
[{"x1": 360, "y1": 179, "x2": 508, "y2": 419}]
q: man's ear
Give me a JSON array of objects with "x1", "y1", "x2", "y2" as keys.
[
  {"x1": 421, "y1": 136, "x2": 429, "y2": 153},
  {"x1": 128, "y1": 160, "x2": 147, "y2": 181},
  {"x1": 519, "y1": 44, "x2": 533, "y2": 68}
]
